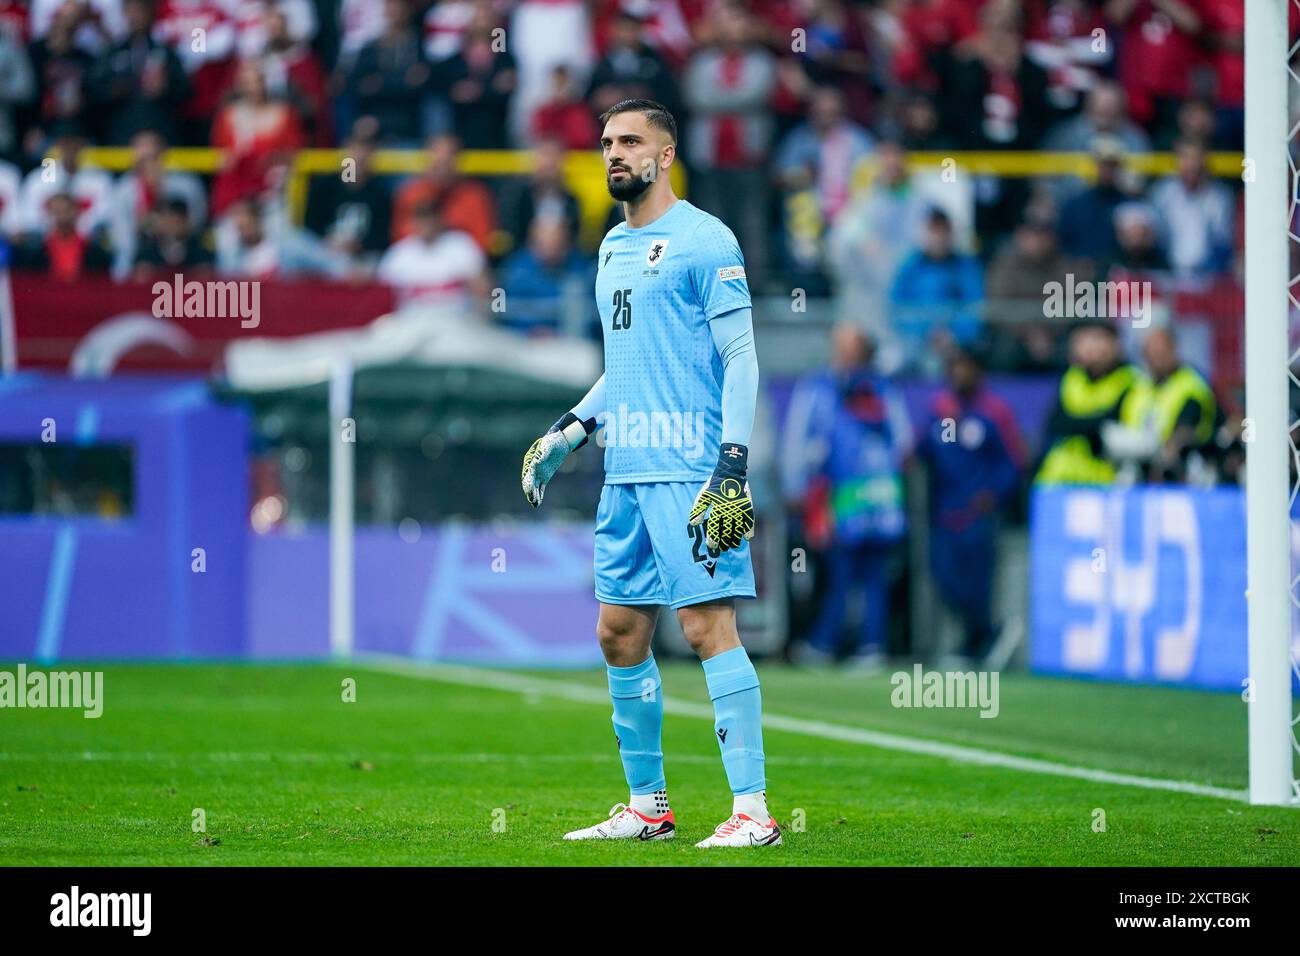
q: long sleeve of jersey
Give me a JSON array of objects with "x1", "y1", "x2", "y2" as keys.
[
  {"x1": 569, "y1": 373, "x2": 606, "y2": 429},
  {"x1": 709, "y1": 307, "x2": 759, "y2": 448}
]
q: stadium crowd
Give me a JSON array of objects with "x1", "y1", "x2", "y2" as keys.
[{"x1": 0, "y1": 0, "x2": 1255, "y2": 352}]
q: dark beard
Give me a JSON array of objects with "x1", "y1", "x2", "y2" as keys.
[{"x1": 607, "y1": 168, "x2": 653, "y2": 201}]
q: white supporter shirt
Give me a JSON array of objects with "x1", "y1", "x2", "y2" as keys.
[
  {"x1": 377, "y1": 228, "x2": 484, "y2": 308},
  {"x1": 19, "y1": 163, "x2": 114, "y2": 237}
]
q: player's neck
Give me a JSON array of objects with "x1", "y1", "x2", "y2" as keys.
[{"x1": 622, "y1": 187, "x2": 678, "y2": 230}]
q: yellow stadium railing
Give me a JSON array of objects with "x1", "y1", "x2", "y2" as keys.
[{"x1": 75, "y1": 147, "x2": 1244, "y2": 252}]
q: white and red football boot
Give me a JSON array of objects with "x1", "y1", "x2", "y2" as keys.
[
  {"x1": 562, "y1": 803, "x2": 676, "y2": 841},
  {"x1": 694, "y1": 813, "x2": 782, "y2": 848}
]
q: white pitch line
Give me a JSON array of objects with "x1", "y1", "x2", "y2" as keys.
[
  {"x1": 0, "y1": 751, "x2": 884, "y2": 767},
  {"x1": 359, "y1": 655, "x2": 1253, "y2": 805}
]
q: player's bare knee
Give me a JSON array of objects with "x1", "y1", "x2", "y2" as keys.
[
  {"x1": 596, "y1": 609, "x2": 653, "y2": 664},
  {"x1": 676, "y1": 609, "x2": 719, "y2": 656}
]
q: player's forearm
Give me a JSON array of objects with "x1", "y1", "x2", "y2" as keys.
[{"x1": 710, "y1": 308, "x2": 759, "y2": 448}]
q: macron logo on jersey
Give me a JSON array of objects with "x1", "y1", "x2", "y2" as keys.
[{"x1": 718, "y1": 266, "x2": 746, "y2": 282}]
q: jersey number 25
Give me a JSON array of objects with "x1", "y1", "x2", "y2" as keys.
[{"x1": 610, "y1": 288, "x2": 632, "y2": 330}]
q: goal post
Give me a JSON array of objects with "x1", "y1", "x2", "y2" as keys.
[{"x1": 1244, "y1": 0, "x2": 1297, "y2": 806}]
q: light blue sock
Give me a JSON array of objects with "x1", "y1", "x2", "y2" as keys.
[
  {"x1": 607, "y1": 656, "x2": 665, "y2": 795},
  {"x1": 701, "y1": 646, "x2": 766, "y2": 795}
]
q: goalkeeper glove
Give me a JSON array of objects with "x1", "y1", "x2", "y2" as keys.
[
  {"x1": 521, "y1": 411, "x2": 595, "y2": 508},
  {"x1": 688, "y1": 442, "x2": 755, "y2": 552}
]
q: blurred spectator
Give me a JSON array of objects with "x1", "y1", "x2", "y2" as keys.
[
  {"x1": 30, "y1": 0, "x2": 123, "y2": 56},
  {"x1": 131, "y1": 196, "x2": 213, "y2": 279},
  {"x1": 499, "y1": 134, "x2": 579, "y2": 251},
  {"x1": 987, "y1": 210, "x2": 1092, "y2": 302},
  {"x1": 774, "y1": 86, "x2": 874, "y2": 270},
  {"x1": 443, "y1": 2, "x2": 516, "y2": 149},
  {"x1": 1103, "y1": 201, "x2": 1168, "y2": 275},
  {"x1": 943, "y1": 4, "x2": 1052, "y2": 241},
  {"x1": 18, "y1": 124, "x2": 113, "y2": 238},
  {"x1": 304, "y1": 121, "x2": 391, "y2": 266},
  {"x1": 260, "y1": 2, "x2": 334, "y2": 146},
  {"x1": 422, "y1": 0, "x2": 476, "y2": 63},
  {"x1": 889, "y1": 207, "x2": 984, "y2": 369},
  {"x1": 338, "y1": 0, "x2": 388, "y2": 70},
  {"x1": 347, "y1": 0, "x2": 431, "y2": 146},
  {"x1": 595, "y1": 0, "x2": 699, "y2": 70},
  {"x1": 1107, "y1": 0, "x2": 1202, "y2": 136},
  {"x1": 0, "y1": 17, "x2": 31, "y2": 157},
  {"x1": 1149, "y1": 138, "x2": 1234, "y2": 278},
  {"x1": 1022, "y1": 0, "x2": 1110, "y2": 116},
  {"x1": 943, "y1": 6, "x2": 1051, "y2": 150},
  {"x1": 893, "y1": 92, "x2": 956, "y2": 151},
  {"x1": 881, "y1": 0, "x2": 980, "y2": 94},
  {"x1": 682, "y1": 0, "x2": 774, "y2": 290},
  {"x1": 18, "y1": 189, "x2": 111, "y2": 279},
  {"x1": 1198, "y1": 0, "x2": 1244, "y2": 149},
  {"x1": 210, "y1": 59, "x2": 305, "y2": 216},
  {"x1": 392, "y1": 132, "x2": 496, "y2": 252},
  {"x1": 530, "y1": 64, "x2": 598, "y2": 150},
  {"x1": 498, "y1": 214, "x2": 593, "y2": 336},
  {"x1": 790, "y1": 323, "x2": 912, "y2": 668},
  {"x1": 86, "y1": 0, "x2": 189, "y2": 145},
  {"x1": 232, "y1": 0, "x2": 317, "y2": 62},
  {"x1": 108, "y1": 129, "x2": 207, "y2": 277},
  {"x1": 1035, "y1": 319, "x2": 1149, "y2": 485},
  {"x1": 1042, "y1": 79, "x2": 1152, "y2": 154},
  {"x1": 153, "y1": 0, "x2": 239, "y2": 146},
  {"x1": 508, "y1": 0, "x2": 596, "y2": 144},
  {"x1": 827, "y1": 139, "x2": 927, "y2": 329},
  {"x1": 0, "y1": 156, "x2": 22, "y2": 239},
  {"x1": 215, "y1": 195, "x2": 349, "y2": 278},
  {"x1": 0, "y1": 0, "x2": 26, "y2": 41},
  {"x1": 27, "y1": 1, "x2": 95, "y2": 151},
  {"x1": 585, "y1": 9, "x2": 680, "y2": 122},
  {"x1": 1154, "y1": 96, "x2": 1216, "y2": 151},
  {"x1": 1133, "y1": 326, "x2": 1217, "y2": 484},
  {"x1": 784, "y1": 0, "x2": 873, "y2": 127},
  {"x1": 918, "y1": 346, "x2": 1025, "y2": 662},
  {"x1": 377, "y1": 196, "x2": 489, "y2": 308},
  {"x1": 1057, "y1": 135, "x2": 1131, "y2": 262}
]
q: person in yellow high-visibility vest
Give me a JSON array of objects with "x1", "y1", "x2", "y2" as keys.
[
  {"x1": 1035, "y1": 320, "x2": 1150, "y2": 485},
  {"x1": 1132, "y1": 327, "x2": 1218, "y2": 483}
]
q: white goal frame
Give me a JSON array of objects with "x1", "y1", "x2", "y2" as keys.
[{"x1": 1246, "y1": 0, "x2": 1299, "y2": 805}]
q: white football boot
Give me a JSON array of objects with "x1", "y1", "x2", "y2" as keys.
[
  {"x1": 563, "y1": 803, "x2": 676, "y2": 841},
  {"x1": 695, "y1": 813, "x2": 783, "y2": 848}
]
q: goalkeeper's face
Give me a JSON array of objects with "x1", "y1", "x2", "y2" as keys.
[{"x1": 601, "y1": 113, "x2": 672, "y2": 202}]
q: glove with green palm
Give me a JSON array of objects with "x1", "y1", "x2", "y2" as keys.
[{"x1": 688, "y1": 442, "x2": 755, "y2": 551}]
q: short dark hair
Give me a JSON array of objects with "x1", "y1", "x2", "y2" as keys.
[
  {"x1": 599, "y1": 99, "x2": 677, "y2": 145},
  {"x1": 925, "y1": 206, "x2": 952, "y2": 230}
]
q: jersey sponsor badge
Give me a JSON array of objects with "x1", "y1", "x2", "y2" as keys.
[{"x1": 717, "y1": 266, "x2": 746, "y2": 282}]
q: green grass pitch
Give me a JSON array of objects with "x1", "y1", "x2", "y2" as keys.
[{"x1": 1, "y1": 660, "x2": 1296, "y2": 866}]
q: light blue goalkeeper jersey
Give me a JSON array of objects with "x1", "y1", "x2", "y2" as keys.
[{"x1": 594, "y1": 199, "x2": 752, "y2": 484}]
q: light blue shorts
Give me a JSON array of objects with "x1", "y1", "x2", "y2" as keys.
[{"x1": 594, "y1": 481, "x2": 757, "y2": 609}]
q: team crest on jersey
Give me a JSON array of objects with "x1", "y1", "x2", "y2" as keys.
[{"x1": 645, "y1": 239, "x2": 669, "y2": 268}]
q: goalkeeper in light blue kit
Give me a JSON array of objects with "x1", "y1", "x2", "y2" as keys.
[{"x1": 521, "y1": 99, "x2": 778, "y2": 848}]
